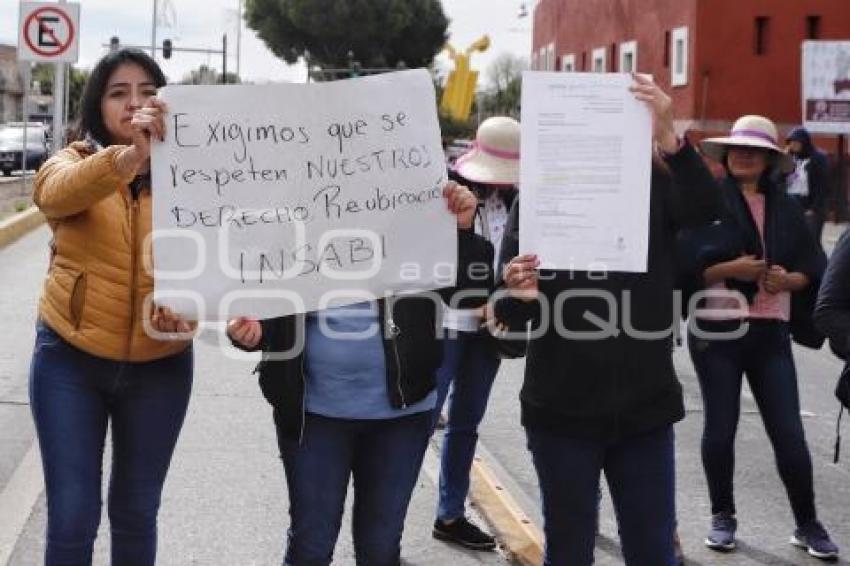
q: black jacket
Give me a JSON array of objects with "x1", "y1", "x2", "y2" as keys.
[
  {"x1": 786, "y1": 127, "x2": 830, "y2": 215},
  {"x1": 814, "y1": 230, "x2": 850, "y2": 448},
  {"x1": 494, "y1": 143, "x2": 720, "y2": 442},
  {"x1": 815, "y1": 230, "x2": 850, "y2": 355},
  {"x1": 679, "y1": 177, "x2": 826, "y2": 348},
  {"x1": 244, "y1": 229, "x2": 493, "y2": 443}
]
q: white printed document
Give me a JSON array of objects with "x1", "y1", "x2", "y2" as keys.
[{"x1": 519, "y1": 72, "x2": 652, "y2": 273}]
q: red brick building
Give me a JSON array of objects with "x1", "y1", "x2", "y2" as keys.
[{"x1": 530, "y1": 0, "x2": 850, "y2": 144}]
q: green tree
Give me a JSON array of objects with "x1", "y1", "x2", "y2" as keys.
[
  {"x1": 480, "y1": 53, "x2": 526, "y2": 117},
  {"x1": 68, "y1": 68, "x2": 89, "y2": 121},
  {"x1": 244, "y1": 0, "x2": 448, "y2": 70},
  {"x1": 438, "y1": 112, "x2": 475, "y2": 146},
  {"x1": 31, "y1": 64, "x2": 90, "y2": 121},
  {"x1": 32, "y1": 63, "x2": 54, "y2": 95}
]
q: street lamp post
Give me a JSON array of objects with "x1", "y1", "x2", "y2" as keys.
[
  {"x1": 53, "y1": 0, "x2": 67, "y2": 151},
  {"x1": 517, "y1": 0, "x2": 539, "y2": 19},
  {"x1": 151, "y1": 0, "x2": 158, "y2": 60},
  {"x1": 236, "y1": 0, "x2": 242, "y2": 78},
  {"x1": 222, "y1": 34, "x2": 228, "y2": 83},
  {"x1": 518, "y1": 3, "x2": 528, "y2": 18}
]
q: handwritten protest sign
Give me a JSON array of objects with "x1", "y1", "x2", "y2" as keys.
[{"x1": 150, "y1": 69, "x2": 455, "y2": 320}]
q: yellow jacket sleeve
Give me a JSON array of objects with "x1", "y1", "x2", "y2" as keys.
[{"x1": 34, "y1": 143, "x2": 135, "y2": 218}]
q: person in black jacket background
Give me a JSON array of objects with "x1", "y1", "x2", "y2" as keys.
[
  {"x1": 786, "y1": 127, "x2": 831, "y2": 246},
  {"x1": 495, "y1": 74, "x2": 720, "y2": 566},
  {"x1": 681, "y1": 115, "x2": 837, "y2": 560},
  {"x1": 228, "y1": 180, "x2": 493, "y2": 566}
]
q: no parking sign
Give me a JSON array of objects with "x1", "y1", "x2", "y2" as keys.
[{"x1": 17, "y1": 2, "x2": 80, "y2": 63}]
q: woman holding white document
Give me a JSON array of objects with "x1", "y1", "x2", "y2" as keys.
[{"x1": 495, "y1": 75, "x2": 720, "y2": 565}]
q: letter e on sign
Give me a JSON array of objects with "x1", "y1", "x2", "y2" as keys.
[{"x1": 18, "y1": 2, "x2": 81, "y2": 63}]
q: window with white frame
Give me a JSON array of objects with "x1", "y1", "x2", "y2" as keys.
[
  {"x1": 531, "y1": 52, "x2": 538, "y2": 70},
  {"x1": 671, "y1": 26, "x2": 689, "y2": 86},
  {"x1": 546, "y1": 43, "x2": 556, "y2": 70},
  {"x1": 562, "y1": 53, "x2": 576, "y2": 72},
  {"x1": 539, "y1": 47, "x2": 547, "y2": 70},
  {"x1": 592, "y1": 47, "x2": 607, "y2": 73},
  {"x1": 619, "y1": 40, "x2": 637, "y2": 73}
]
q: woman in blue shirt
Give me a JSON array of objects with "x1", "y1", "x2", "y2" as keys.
[{"x1": 229, "y1": 180, "x2": 492, "y2": 565}]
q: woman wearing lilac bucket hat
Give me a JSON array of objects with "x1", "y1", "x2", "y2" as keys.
[{"x1": 680, "y1": 115, "x2": 838, "y2": 560}]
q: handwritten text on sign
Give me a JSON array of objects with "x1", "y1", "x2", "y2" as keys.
[{"x1": 150, "y1": 70, "x2": 455, "y2": 320}]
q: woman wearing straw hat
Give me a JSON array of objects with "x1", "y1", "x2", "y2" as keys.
[
  {"x1": 431, "y1": 116, "x2": 519, "y2": 551},
  {"x1": 682, "y1": 115, "x2": 837, "y2": 559}
]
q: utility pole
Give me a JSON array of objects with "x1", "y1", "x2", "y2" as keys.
[
  {"x1": 236, "y1": 0, "x2": 242, "y2": 78},
  {"x1": 151, "y1": 0, "x2": 158, "y2": 61},
  {"x1": 22, "y1": 64, "x2": 31, "y2": 184},
  {"x1": 52, "y1": 0, "x2": 67, "y2": 151},
  {"x1": 63, "y1": 64, "x2": 70, "y2": 129},
  {"x1": 222, "y1": 34, "x2": 228, "y2": 84},
  {"x1": 838, "y1": 135, "x2": 848, "y2": 221}
]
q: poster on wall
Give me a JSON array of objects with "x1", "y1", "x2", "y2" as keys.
[{"x1": 803, "y1": 41, "x2": 850, "y2": 135}]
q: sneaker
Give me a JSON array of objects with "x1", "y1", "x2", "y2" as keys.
[
  {"x1": 433, "y1": 517, "x2": 496, "y2": 551},
  {"x1": 791, "y1": 520, "x2": 839, "y2": 561},
  {"x1": 704, "y1": 512, "x2": 737, "y2": 552}
]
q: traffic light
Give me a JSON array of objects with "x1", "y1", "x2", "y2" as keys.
[
  {"x1": 162, "y1": 39, "x2": 172, "y2": 59},
  {"x1": 109, "y1": 36, "x2": 119, "y2": 53}
]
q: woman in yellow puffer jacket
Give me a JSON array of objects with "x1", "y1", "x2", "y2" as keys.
[{"x1": 30, "y1": 48, "x2": 194, "y2": 566}]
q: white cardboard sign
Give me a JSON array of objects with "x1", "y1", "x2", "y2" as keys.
[{"x1": 150, "y1": 70, "x2": 455, "y2": 320}]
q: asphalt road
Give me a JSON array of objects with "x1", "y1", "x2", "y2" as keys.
[
  {"x1": 476, "y1": 223, "x2": 850, "y2": 565},
  {"x1": 0, "y1": 227, "x2": 507, "y2": 566},
  {"x1": 2, "y1": 224, "x2": 850, "y2": 565},
  {"x1": 480, "y1": 349, "x2": 850, "y2": 566}
]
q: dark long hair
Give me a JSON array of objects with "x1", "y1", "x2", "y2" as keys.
[{"x1": 72, "y1": 48, "x2": 166, "y2": 146}]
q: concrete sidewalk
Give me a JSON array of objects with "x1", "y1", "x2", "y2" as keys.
[{"x1": 1, "y1": 227, "x2": 508, "y2": 566}]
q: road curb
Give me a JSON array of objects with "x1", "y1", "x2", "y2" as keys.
[
  {"x1": 469, "y1": 455, "x2": 544, "y2": 565},
  {"x1": 0, "y1": 442, "x2": 44, "y2": 566},
  {"x1": 0, "y1": 207, "x2": 45, "y2": 250}
]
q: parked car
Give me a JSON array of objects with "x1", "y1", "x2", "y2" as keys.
[{"x1": 0, "y1": 122, "x2": 50, "y2": 177}]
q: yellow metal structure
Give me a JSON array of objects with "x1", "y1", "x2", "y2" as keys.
[{"x1": 440, "y1": 35, "x2": 490, "y2": 122}]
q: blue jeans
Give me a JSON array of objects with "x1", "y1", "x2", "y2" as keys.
[
  {"x1": 29, "y1": 321, "x2": 193, "y2": 566},
  {"x1": 688, "y1": 321, "x2": 816, "y2": 526},
  {"x1": 433, "y1": 331, "x2": 501, "y2": 521},
  {"x1": 526, "y1": 425, "x2": 677, "y2": 566},
  {"x1": 277, "y1": 411, "x2": 432, "y2": 566}
]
